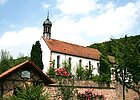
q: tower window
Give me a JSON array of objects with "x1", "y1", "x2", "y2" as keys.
[
  {"x1": 57, "y1": 55, "x2": 60, "y2": 68},
  {"x1": 47, "y1": 27, "x2": 49, "y2": 32},
  {"x1": 48, "y1": 28, "x2": 51, "y2": 33},
  {"x1": 44, "y1": 27, "x2": 48, "y2": 33}
]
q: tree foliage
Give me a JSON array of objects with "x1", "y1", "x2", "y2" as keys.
[
  {"x1": 76, "y1": 64, "x2": 85, "y2": 80},
  {"x1": 75, "y1": 64, "x2": 95, "y2": 80},
  {"x1": 4, "y1": 84, "x2": 50, "y2": 100},
  {"x1": 31, "y1": 41, "x2": 43, "y2": 70},
  {"x1": 99, "y1": 55, "x2": 111, "y2": 83},
  {"x1": 89, "y1": 35, "x2": 140, "y2": 56},
  {"x1": 0, "y1": 49, "x2": 30, "y2": 74},
  {"x1": 111, "y1": 36, "x2": 140, "y2": 98},
  {"x1": 0, "y1": 49, "x2": 13, "y2": 74},
  {"x1": 89, "y1": 35, "x2": 140, "y2": 98}
]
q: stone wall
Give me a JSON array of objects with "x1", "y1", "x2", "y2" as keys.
[
  {"x1": 45, "y1": 80, "x2": 139, "y2": 100},
  {"x1": 114, "y1": 82, "x2": 139, "y2": 100}
]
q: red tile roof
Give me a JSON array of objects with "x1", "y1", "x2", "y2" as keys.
[
  {"x1": 0, "y1": 60, "x2": 54, "y2": 84},
  {"x1": 43, "y1": 37, "x2": 101, "y2": 60}
]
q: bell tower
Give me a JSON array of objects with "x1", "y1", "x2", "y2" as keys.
[{"x1": 43, "y1": 12, "x2": 52, "y2": 39}]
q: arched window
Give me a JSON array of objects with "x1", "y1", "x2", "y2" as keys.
[
  {"x1": 68, "y1": 57, "x2": 71, "y2": 67},
  {"x1": 44, "y1": 27, "x2": 47, "y2": 33},
  {"x1": 89, "y1": 61, "x2": 91, "y2": 71},
  {"x1": 47, "y1": 27, "x2": 49, "y2": 32},
  {"x1": 57, "y1": 55, "x2": 60, "y2": 68},
  {"x1": 97, "y1": 63, "x2": 100, "y2": 73},
  {"x1": 79, "y1": 59, "x2": 82, "y2": 67}
]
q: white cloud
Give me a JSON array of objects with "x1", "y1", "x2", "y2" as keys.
[
  {"x1": 42, "y1": 2, "x2": 50, "y2": 10},
  {"x1": 1, "y1": 0, "x2": 140, "y2": 58},
  {"x1": 91, "y1": 1, "x2": 140, "y2": 35},
  {"x1": 0, "y1": 27, "x2": 42, "y2": 58},
  {"x1": 56, "y1": 0, "x2": 98, "y2": 14},
  {"x1": 53, "y1": 0, "x2": 140, "y2": 44},
  {"x1": 0, "y1": 0, "x2": 8, "y2": 5},
  {"x1": 52, "y1": 16, "x2": 92, "y2": 46}
]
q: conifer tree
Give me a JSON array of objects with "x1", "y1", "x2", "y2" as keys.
[{"x1": 31, "y1": 41, "x2": 43, "y2": 70}]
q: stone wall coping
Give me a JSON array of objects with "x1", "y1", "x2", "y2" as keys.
[{"x1": 47, "y1": 84, "x2": 116, "y2": 89}]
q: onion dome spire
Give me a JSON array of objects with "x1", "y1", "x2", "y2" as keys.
[{"x1": 43, "y1": 12, "x2": 52, "y2": 39}]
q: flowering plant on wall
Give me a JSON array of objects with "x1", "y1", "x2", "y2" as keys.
[
  {"x1": 54, "y1": 67, "x2": 71, "y2": 77},
  {"x1": 77, "y1": 89, "x2": 105, "y2": 100},
  {"x1": 54, "y1": 61, "x2": 77, "y2": 100}
]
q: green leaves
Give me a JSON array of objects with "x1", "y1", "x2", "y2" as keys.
[
  {"x1": 31, "y1": 41, "x2": 43, "y2": 70},
  {"x1": 0, "y1": 49, "x2": 30, "y2": 74},
  {"x1": 76, "y1": 64, "x2": 85, "y2": 80},
  {"x1": 112, "y1": 35, "x2": 140, "y2": 97},
  {"x1": 6, "y1": 84, "x2": 50, "y2": 100}
]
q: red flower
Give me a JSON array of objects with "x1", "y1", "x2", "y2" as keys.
[
  {"x1": 63, "y1": 67, "x2": 66, "y2": 71},
  {"x1": 63, "y1": 71, "x2": 67, "y2": 76},
  {"x1": 54, "y1": 67, "x2": 71, "y2": 77},
  {"x1": 67, "y1": 72, "x2": 71, "y2": 76}
]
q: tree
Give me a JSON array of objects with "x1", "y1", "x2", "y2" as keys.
[
  {"x1": 127, "y1": 40, "x2": 140, "y2": 99},
  {"x1": 99, "y1": 55, "x2": 111, "y2": 86},
  {"x1": 0, "y1": 49, "x2": 30, "y2": 74},
  {"x1": 10, "y1": 56, "x2": 30, "y2": 67},
  {"x1": 112, "y1": 36, "x2": 140, "y2": 99},
  {"x1": 0, "y1": 49, "x2": 13, "y2": 74},
  {"x1": 31, "y1": 41, "x2": 43, "y2": 70}
]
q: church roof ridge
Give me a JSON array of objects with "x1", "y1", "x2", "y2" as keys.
[
  {"x1": 42, "y1": 37, "x2": 101, "y2": 60},
  {"x1": 50, "y1": 38, "x2": 89, "y2": 48}
]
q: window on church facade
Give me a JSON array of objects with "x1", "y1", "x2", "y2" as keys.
[
  {"x1": 57, "y1": 55, "x2": 60, "y2": 68},
  {"x1": 89, "y1": 61, "x2": 91, "y2": 71},
  {"x1": 79, "y1": 59, "x2": 82, "y2": 67},
  {"x1": 68, "y1": 57, "x2": 71, "y2": 67},
  {"x1": 97, "y1": 63, "x2": 100, "y2": 73}
]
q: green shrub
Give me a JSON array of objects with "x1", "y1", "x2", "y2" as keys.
[
  {"x1": 4, "y1": 84, "x2": 50, "y2": 100},
  {"x1": 76, "y1": 64, "x2": 85, "y2": 80},
  {"x1": 47, "y1": 60, "x2": 56, "y2": 77}
]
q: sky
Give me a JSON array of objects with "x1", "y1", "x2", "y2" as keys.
[{"x1": 0, "y1": 0, "x2": 140, "y2": 58}]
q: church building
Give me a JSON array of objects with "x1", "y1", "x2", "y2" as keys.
[{"x1": 40, "y1": 14, "x2": 101, "y2": 75}]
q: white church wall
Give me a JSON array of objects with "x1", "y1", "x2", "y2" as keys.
[
  {"x1": 40, "y1": 38, "x2": 51, "y2": 73},
  {"x1": 52, "y1": 52, "x2": 100, "y2": 75},
  {"x1": 40, "y1": 38, "x2": 100, "y2": 75}
]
